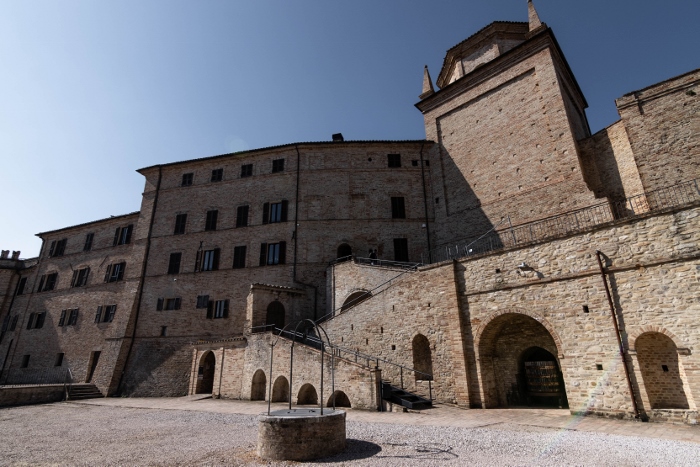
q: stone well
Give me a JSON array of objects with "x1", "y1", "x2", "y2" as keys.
[{"x1": 257, "y1": 408, "x2": 346, "y2": 461}]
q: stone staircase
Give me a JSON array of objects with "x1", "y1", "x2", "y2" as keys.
[
  {"x1": 381, "y1": 381, "x2": 432, "y2": 410},
  {"x1": 68, "y1": 384, "x2": 103, "y2": 400}
]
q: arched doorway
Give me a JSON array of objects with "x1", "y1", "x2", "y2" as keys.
[
  {"x1": 477, "y1": 313, "x2": 567, "y2": 408},
  {"x1": 412, "y1": 334, "x2": 433, "y2": 381},
  {"x1": 341, "y1": 291, "x2": 370, "y2": 312},
  {"x1": 251, "y1": 369, "x2": 266, "y2": 401},
  {"x1": 271, "y1": 376, "x2": 289, "y2": 402},
  {"x1": 636, "y1": 333, "x2": 689, "y2": 409},
  {"x1": 336, "y1": 243, "x2": 352, "y2": 259},
  {"x1": 327, "y1": 390, "x2": 351, "y2": 408},
  {"x1": 297, "y1": 383, "x2": 318, "y2": 405},
  {"x1": 196, "y1": 351, "x2": 216, "y2": 394},
  {"x1": 518, "y1": 346, "x2": 567, "y2": 408},
  {"x1": 266, "y1": 302, "x2": 285, "y2": 330}
]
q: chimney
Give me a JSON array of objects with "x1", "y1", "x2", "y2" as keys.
[
  {"x1": 332, "y1": 133, "x2": 344, "y2": 142},
  {"x1": 1, "y1": 250, "x2": 8, "y2": 259},
  {"x1": 11, "y1": 251, "x2": 20, "y2": 260}
]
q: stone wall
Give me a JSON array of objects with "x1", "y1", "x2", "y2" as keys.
[{"x1": 0, "y1": 385, "x2": 65, "y2": 408}]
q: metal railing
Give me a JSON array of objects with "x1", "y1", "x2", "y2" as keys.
[
  {"x1": 424, "y1": 178, "x2": 700, "y2": 264},
  {"x1": 0, "y1": 367, "x2": 72, "y2": 386},
  {"x1": 252, "y1": 326, "x2": 433, "y2": 401}
]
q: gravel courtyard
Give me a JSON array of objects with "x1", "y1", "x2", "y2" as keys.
[{"x1": 1, "y1": 402, "x2": 699, "y2": 466}]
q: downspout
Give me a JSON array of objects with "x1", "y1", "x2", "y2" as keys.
[
  {"x1": 418, "y1": 142, "x2": 432, "y2": 262},
  {"x1": 217, "y1": 348, "x2": 225, "y2": 398},
  {"x1": 117, "y1": 166, "x2": 162, "y2": 394},
  {"x1": 292, "y1": 145, "x2": 319, "y2": 320},
  {"x1": 595, "y1": 250, "x2": 644, "y2": 421}
]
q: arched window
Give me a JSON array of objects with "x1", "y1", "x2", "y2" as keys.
[
  {"x1": 412, "y1": 334, "x2": 433, "y2": 381},
  {"x1": 266, "y1": 301, "x2": 285, "y2": 330}
]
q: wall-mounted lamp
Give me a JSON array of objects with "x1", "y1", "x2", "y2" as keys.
[{"x1": 517, "y1": 262, "x2": 534, "y2": 272}]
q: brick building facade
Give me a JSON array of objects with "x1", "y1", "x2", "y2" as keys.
[{"x1": 1, "y1": 2, "x2": 699, "y2": 423}]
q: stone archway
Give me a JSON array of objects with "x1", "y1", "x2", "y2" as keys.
[
  {"x1": 196, "y1": 351, "x2": 216, "y2": 394},
  {"x1": 272, "y1": 375, "x2": 290, "y2": 402},
  {"x1": 266, "y1": 301, "x2": 285, "y2": 330},
  {"x1": 297, "y1": 383, "x2": 318, "y2": 405},
  {"x1": 476, "y1": 312, "x2": 566, "y2": 408},
  {"x1": 518, "y1": 346, "x2": 568, "y2": 408},
  {"x1": 341, "y1": 290, "x2": 370, "y2": 312},
  {"x1": 412, "y1": 334, "x2": 433, "y2": 381},
  {"x1": 327, "y1": 390, "x2": 351, "y2": 408},
  {"x1": 337, "y1": 243, "x2": 352, "y2": 259},
  {"x1": 635, "y1": 332, "x2": 689, "y2": 409},
  {"x1": 251, "y1": 369, "x2": 266, "y2": 401}
]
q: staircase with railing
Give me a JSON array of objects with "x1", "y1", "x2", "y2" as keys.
[{"x1": 251, "y1": 326, "x2": 433, "y2": 410}]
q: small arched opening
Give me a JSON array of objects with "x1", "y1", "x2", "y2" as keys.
[
  {"x1": 412, "y1": 334, "x2": 433, "y2": 381},
  {"x1": 636, "y1": 332, "x2": 689, "y2": 409},
  {"x1": 271, "y1": 375, "x2": 290, "y2": 402},
  {"x1": 251, "y1": 369, "x2": 266, "y2": 401},
  {"x1": 196, "y1": 351, "x2": 216, "y2": 394},
  {"x1": 297, "y1": 383, "x2": 318, "y2": 405},
  {"x1": 266, "y1": 301, "x2": 285, "y2": 330},
  {"x1": 327, "y1": 390, "x2": 351, "y2": 408},
  {"x1": 341, "y1": 291, "x2": 371, "y2": 312},
  {"x1": 336, "y1": 243, "x2": 352, "y2": 259},
  {"x1": 518, "y1": 346, "x2": 567, "y2": 408}
]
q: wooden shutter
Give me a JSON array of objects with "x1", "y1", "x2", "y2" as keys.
[
  {"x1": 104, "y1": 264, "x2": 112, "y2": 282},
  {"x1": 59, "y1": 310, "x2": 66, "y2": 326},
  {"x1": 157, "y1": 298, "x2": 164, "y2": 311},
  {"x1": 195, "y1": 250, "x2": 202, "y2": 272},
  {"x1": 262, "y1": 202, "x2": 269, "y2": 224},
  {"x1": 37, "y1": 275, "x2": 45, "y2": 293},
  {"x1": 206, "y1": 301, "x2": 213, "y2": 319},
  {"x1": 117, "y1": 262, "x2": 125, "y2": 280},
  {"x1": 107, "y1": 306, "x2": 116, "y2": 322},
  {"x1": 82, "y1": 267, "x2": 90, "y2": 286},
  {"x1": 279, "y1": 241, "x2": 286, "y2": 264},
  {"x1": 125, "y1": 225, "x2": 133, "y2": 244},
  {"x1": 94, "y1": 306, "x2": 103, "y2": 323},
  {"x1": 223, "y1": 299, "x2": 229, "y2": 318},
  {"x1": 71, "y1": 270, "x2": 78, "y2": 287},
  {"x1": 69, "y1": 309, "x2": 79, "y2": 325},
  {"x1": 174, "y1": 298, "x2": 181, "y2": 310},
  {"x1": 281, "y1": 200, "x2": 288, "y2": 222},
  {"x1": 212, "y1": 248, "x2": 220, "y2": 271},
  {"x1": 48, "y1": 241, "x2": 56, "y2": 257},
  {"x1": 27, "y1": 313, "x2": 35, "y2": 330},
  {"x1": 113, "y1": 228, "x2": 121, "y2": 246},
  {"x1": 259, "y1": 243, "x2": 267, "y2": 266}
]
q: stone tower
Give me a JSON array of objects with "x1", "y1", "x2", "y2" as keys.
[{"x1": 416, "y1": 1, "x2": 598, "y2": 249}]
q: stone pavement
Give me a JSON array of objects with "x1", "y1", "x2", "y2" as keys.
[{"x1": 71, "y1": 396, "x2": 700, "y2": 444}]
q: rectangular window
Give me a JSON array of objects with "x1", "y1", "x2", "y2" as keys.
[
  {"x1": 55, "y1": 353, "x2": 64, "y2": 367},
  {"x1": 236, "y1": 205, "x2": 249, "y2": 227},
  {"x1": 70, "y1": 267, "x2": 90, "y2": 288},
  {"x1": 48, "y1": 239, "x2": 67, "y2": 257},
  {"x1": 206, "y1": 299, "x2": 229, "y2": 319},
  {"x1": 162, "y1": 298, "x2": 181, "y2": 311},
  {"x1": 259, "y1": 242, "x2": 286, "y2": 266},
  {"x1": 15, "y1": 277, "x2": 27, "y2": 296},
  {"x1": 211, "y1": 168, "x2": 223, "y2": 182},
  {"x1": 196, "y1": 295, "x2": 209, "y2": 309},
  {"x1": 104, "y1": 305, "x2": 117, "y2": 322},
  {"x1": 67, "y1": 309, "x2": 79, "y2": 326},
  {"x1": 21, "y1": 355, "x2": 30, "y2": 368},
  {"x1": 10, "y1": 315, "x2": 18, "y2": 331},
  {"x1": 196, "y1": 249, "x2": 220, "y2": 272},
  {"x1": 37, "y1": 273, "x2": 58, "y2": 292},
  {"x1": 113, "y1": 225, "x2": 133, "y2": 246},
  {"x1": 205, "y1": 210, "x2": 218, "y2": 231},
  {"x1": 59, "y1": 310, "x2": 67, "y2": 326},
  {"x1": 262, "y1": 200, "x2": 288, "y2": 224},
  {"x1": 271, "y1": 158, "x2": 285, "y2": 173},
  {"x1": 35, "y1": 312, "x2": 46, "y2": 329},
  {"x1": 160, "y1": 326, "x2": 167, "y2": 337},
  {"x1": 167, "y1": 253, "x2": 182, "y2": 275},
  {"x1": 232, "y1": 246, "x2": 246, "y2": 269},
  {"x1": 174, "y1": 214, "x2": 187, "y2": 235},
  {"x1": 412, "y1": 160, "x2": 418, "y2": 166},
  {"x1": 387, "y1": 154, "x2": 401, "y2": 168},
  {"x1": 391, "y1": 197, "x2": 406, "y2": 219},
  {"x1": 393, "y1": 238, "x2": 409, "y2": 262},
  {"x1": 104, "y1": 262, "x2": 126, "y2": 283},
  {"x1": 83, "y1": 233, "x2": 94, "y2": 252},
  {"x1": 181, "y1": 173, "x2": 193, "y2": 186},
  {"x1": 240, "y1": 164, "x2": 253, "y2": 178},
  {"x1": 94, "y1": 306, "x2": 102, "y2": 323}
]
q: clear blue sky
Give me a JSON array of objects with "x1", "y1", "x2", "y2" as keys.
[{"x1": 1, "y1": 0, "x2": 698, "y2": 257}]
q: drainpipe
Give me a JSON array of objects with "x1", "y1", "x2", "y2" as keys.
[
  {"x1": 418, "y1": 142, "x2": 432, "y2": 262},
  {"x1": 217, "y1": 348, "x2": 225, "y2": 398},
  {"x1": 595, "y1": 250, "x2": 643, "y2": 420},
  {"x1": 292, "y1": 145, "x2": 319, "y2": 320},
  {"x1": 117, "y1": 166, "x2": 162, "y2": 394}
]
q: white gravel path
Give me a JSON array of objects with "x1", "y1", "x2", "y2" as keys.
[{"x1": 0, "y1": 403, "x2": 698, "y2": 466}]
